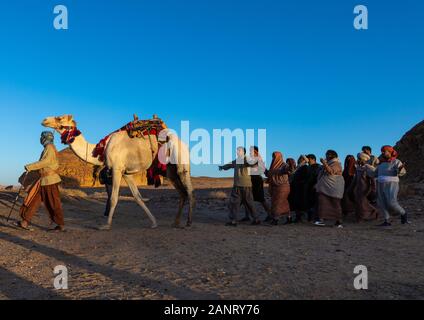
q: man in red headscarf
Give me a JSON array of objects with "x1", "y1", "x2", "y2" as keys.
[{"x1": 366, "y1": 145, "x2": 409, "y2": 226}]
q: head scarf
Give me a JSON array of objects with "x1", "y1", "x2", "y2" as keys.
[
  {"x1": 343, "y1": 155, "x2": 356, "y2": 178},
  {"x1": 286, "y1": 158, "x2": 297, "y2": 174},
  {"x1": 357, "y1": 152, "x2": 371, "y2": 162},
  {"x1": 380, "y1": 145, "x2": 398, "y2": 162},
  {"x1": 270, "y1": 152, "x2": 284, "y2": 171},
  {"x1": 268, "y1": 152, "x2": 288, "y2": 186},
  {"x1": 158, "y1": 128, "x2": 170, "y2": 142},
  {"x1": 41, "y1": 131, "x2": 54, "y2": 147}
]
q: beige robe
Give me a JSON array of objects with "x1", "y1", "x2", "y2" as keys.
[{"x1": 25, "y1": 144, "x2": 61, "y2": 186}]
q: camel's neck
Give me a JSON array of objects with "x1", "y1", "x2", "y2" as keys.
[{"x1": 68, "y1": 134, "x2": 103, "y2": 166}]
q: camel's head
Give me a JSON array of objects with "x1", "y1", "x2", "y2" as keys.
[
  {"x1": 42, "y1": 115, "x2": 81, "y2": 145},
  {"x1": 42, "y1": 115, "x2": 77, "y2": 133}
]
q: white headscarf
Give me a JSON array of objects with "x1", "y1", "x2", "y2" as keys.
[
  {"x1": 357, "y1": 152, "x2": 371, "y2": 162},
  {"x1": 158, "y1": 129, "x2": 190, "y2": 166}
]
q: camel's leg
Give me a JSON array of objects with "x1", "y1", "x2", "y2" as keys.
[
  {"x1": 167, "y1": 176, "x2": 186, "y2": 228},
  {"x1": 187, "y1": 189, "x2": 195, "y2": 227},
  {"x1": 99, "y1": 169, "x2": 123, "y2": 230},
  {"x1": 124, "y1": 174, "x2": 158, "y2": 228},
  {"x1": 123, "y1": 170, "x2": 150, "y2": 202},
  {"x1": 175, "y1": 190, "x2": 187, "y2": 228},
  {"x1": 179, "y1": 171, "x2": 195, "y2": 227}
]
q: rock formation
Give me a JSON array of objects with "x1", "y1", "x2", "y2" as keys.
[
  {"x1": 395, "y1": 120, "x2": 424, "y2": 184},
  {"x1": 58, "y1": 148, "x2": 147, "y2": 187}
]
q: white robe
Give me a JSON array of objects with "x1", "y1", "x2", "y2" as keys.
[{"x1": 159, "y1": 134, "x2": 190, "y2": 173}]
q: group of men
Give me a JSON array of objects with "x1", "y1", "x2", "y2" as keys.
[{"x1": 220, "y1": 145, "x2": 409, "y2": 228}]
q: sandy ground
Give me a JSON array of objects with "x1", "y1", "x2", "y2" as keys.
[{"x1": 0, "y1": 177, "x2": 423, "y2": 300}]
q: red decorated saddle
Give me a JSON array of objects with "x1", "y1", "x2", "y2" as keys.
[
  {"x1": 93, "y1": 115, "x2": 168, "y2": 187},
  {"x1": 92, "y1": 114, "x2": 167, "y2": 162}
]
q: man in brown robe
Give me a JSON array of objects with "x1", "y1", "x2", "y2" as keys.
[
  {"x1": 17, "y1": 131, "x2": 65, "y2": 232},
  {"x1": 350, "y1": 152, "x2": 379, "y2": 221},
  {"x1": 265, "y1": 152, "x2": 291, "y2": 225},
  {"x1": 314, "y1": 150, "x2": 345, "y2": 228}
]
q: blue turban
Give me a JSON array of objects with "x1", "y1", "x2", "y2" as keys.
[{"x1": 40, "y1": 131, "x2": 54, "y2": 146}]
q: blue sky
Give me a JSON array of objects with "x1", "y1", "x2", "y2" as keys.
[{"x1": 0, "y1": 0, "x2": 423, "y2": 184}]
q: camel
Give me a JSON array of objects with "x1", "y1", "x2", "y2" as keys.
[{"x1": 42, "y1": 115, "x2": 194, "y2": 230}]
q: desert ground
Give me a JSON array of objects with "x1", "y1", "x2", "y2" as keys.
[{"x1": 0, "y1": 177, "x2": 423, "y2": 300}]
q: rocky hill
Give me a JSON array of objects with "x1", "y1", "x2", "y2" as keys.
[
  {"x1": 395, "y1": 120, "x2": 424, "y2": 184},
  {"x1": 58, "y1": 148, "x2": 147, "y2": 187}
]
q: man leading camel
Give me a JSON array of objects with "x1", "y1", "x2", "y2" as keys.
[{"x1": 17, "y1": 131, "x2": 65, "y2": 232}]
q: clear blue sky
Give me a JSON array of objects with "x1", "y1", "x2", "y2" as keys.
[{"x1": 0, "y1": 0, "x2": 423, "y2": 184}]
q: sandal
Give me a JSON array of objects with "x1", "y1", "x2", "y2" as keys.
[
  {"x1": 15, "y1": 221, "x2": 32, "y2": 231},
  {"x1": 48, "y1": 225, "x2": 66, "y2": 232}
]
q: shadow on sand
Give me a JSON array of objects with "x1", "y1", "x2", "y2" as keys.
[
  {"x1": 0, "y1": 229, "x2": 219, "y2": 299},
  {"x1": 0, "y1": 265, "x2": 66, "y2": 300}
]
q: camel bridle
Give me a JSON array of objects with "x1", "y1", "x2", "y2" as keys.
[
  {"x1": 59, "y1": 124, "x2": 89, "y2": 186},
  {"x1": 60, "y1": 125, "x2": 81, "y2": 145}
]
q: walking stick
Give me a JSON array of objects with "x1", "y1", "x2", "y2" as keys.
[{"x1": 6, "y1": 172, "x2": 28, "y2": 222}]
